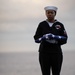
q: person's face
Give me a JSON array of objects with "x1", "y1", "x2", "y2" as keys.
[{"x1": 45, "y1": 10, "x2": 56, "y2": 20}]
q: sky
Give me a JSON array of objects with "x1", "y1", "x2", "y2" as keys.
[{"x1": 0, "y1": 0, "x2": 75, "y2": 52}]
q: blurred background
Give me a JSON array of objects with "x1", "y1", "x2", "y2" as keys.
[
  {"x1": 0, "y1": 0, "x2": 75, "y2": 75},
  {"x1": 0, "y1": 0, "x2": 75, "y2": 52}
]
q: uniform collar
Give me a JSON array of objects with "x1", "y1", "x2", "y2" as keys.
[
  {"x1": 46, "y1": 19, "x2": 58, "y2": 23},
  {"x1": 45, "y1": 19, "x2": 59, "y2": 27}
]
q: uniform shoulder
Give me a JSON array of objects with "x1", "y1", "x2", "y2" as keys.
[
  {"x1": 55, "y1": 21, "x2": 65, "y2": 29},
  {"x1": 56, "y1": 21, "x2": 64, "y2": 26},
  {"x1": 38, "y1": 20, "x2": 47, "y2": 27},
  {"x1": 39, "y1": 20, "x2": 47, "y2": 24}
]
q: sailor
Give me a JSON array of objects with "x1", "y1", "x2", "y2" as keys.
[{"x1": 34, "y1": 6, "x2": 68, "y2": 75}]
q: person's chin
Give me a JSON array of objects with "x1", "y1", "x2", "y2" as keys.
[{"x1": 48, "y1": 17, "x2": 53, "y2": 20}]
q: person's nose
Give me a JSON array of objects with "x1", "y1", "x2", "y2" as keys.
[{"x1": 48, "y1": 13, "x2": 52, "y2": 16}]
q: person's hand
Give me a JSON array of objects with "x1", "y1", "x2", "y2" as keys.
[
  {"x1": 35, "y1": 38, "x2": 42, "y2": 43},
  {"x1": 42, "y1": 33, "x2": 54, "y2": 40}
]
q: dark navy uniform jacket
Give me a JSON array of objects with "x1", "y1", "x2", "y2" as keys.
[{"x1": 34, "y1": 20, "x2": 68, "y2": 53}]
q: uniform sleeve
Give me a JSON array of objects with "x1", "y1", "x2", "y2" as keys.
[
  {"x1": 34, "y1": 23, "x2": 43, "y2": 42},
  {"x1": 57, "y1": 24, "x2": 68, "y2": 45}
]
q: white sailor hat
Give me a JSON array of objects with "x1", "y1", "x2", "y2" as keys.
[{"x1": 44, "y1": 6, "x2": 58, "y2": 11}]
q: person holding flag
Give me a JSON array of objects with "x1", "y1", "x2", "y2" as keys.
[{"x1": 34, "y1": 6, "x2": 68, "y2": 75}]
